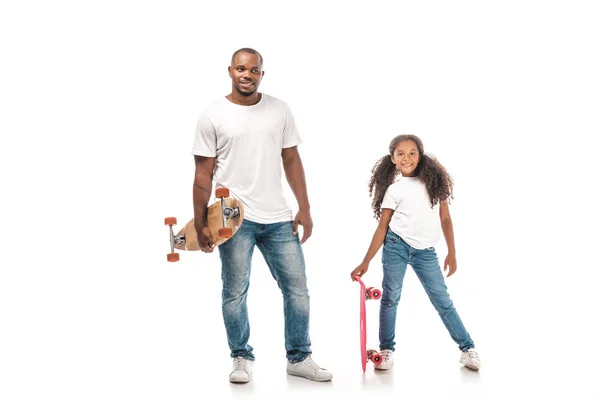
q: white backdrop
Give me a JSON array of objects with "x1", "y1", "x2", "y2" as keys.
[{"x1": 1, "y1": 1, "x2": 599, "y2": 399}]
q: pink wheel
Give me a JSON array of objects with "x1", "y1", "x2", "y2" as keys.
[
  {"x1": 369, "y1": 350, "x2": 382, "y2": 365},
  {"x1": 366, "y1": 287, "x2": 382, "y2": 300}
]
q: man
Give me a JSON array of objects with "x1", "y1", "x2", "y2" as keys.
[{"x1": 191, "y1": 48, "x2": 332, "y2": 383}]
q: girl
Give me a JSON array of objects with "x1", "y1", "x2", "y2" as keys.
[{"x1": 350, "y1": 134, "x2": 480, "y2": 371}]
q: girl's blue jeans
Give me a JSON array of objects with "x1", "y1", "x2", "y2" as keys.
[{"x1": 380, "y1": 229, "x2": 475, "y2": 352}]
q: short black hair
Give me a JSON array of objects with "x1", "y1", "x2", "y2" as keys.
[{"x1": 231, "y1": 48, "x2": 263, "y2": 67}]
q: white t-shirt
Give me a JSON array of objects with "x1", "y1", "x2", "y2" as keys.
[
  {"x1": 191, "y1": 94, "x2": 302, "y2": 223},
  {"x1": 381, "y1": 176, "x2": 441, "y2": 250}
]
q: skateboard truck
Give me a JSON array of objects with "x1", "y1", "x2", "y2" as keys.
[
  {"x1": 216, "y1": 187, "x2": 240, "y2": 239},
  {"x1": 164, "y1": 217, "x2": 180, "y2": 262}
]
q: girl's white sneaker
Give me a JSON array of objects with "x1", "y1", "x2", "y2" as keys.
[
  {"x1": 375, "y1": 350, "x2": 394, "y2": 370},
  {"x1": 460, "y1": 348, "x2": 481, "y2": 371}
]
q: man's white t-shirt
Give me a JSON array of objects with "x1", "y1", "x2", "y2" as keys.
[
  {"x1": 191, "y1": 94, "x2": 302, "y2": 223},
  {"x1": 381, "y1": 176, "x2": 441, "y2": 250}
]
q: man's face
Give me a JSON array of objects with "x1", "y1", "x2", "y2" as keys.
[{"x1": 228, "y1": 52, "x2": 264, "y2": 96}]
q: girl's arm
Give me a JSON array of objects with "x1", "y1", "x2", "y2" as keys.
[
  {"x1": 439, "y1": 200, "x2": 457, "y2": 277},
  {"x1": 350, "y1": 208, "x2": 394, "y2": 280}
]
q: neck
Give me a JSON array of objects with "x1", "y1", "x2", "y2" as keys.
[{"x1": 226, "y1": 91, "x2": 262, "y2": 106}]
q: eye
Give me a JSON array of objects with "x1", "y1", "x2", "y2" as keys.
[{"x1": 252, "y1": 68, "x2": 259, "y2": 73}]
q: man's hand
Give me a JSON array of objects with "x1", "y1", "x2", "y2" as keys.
[
  {"x1": 196, "y1": 225, "x2": 215, "y2": 253},
  {"x1": 293, "y1": 208, "x2": 313, "y2": 244}
]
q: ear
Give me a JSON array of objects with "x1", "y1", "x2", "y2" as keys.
[
  {"x1": 228, "y1": 66, "x2": 232, "y2": 77},
  {"x1": 261, "y1": 70, "x2": 265, "y2": 78}
]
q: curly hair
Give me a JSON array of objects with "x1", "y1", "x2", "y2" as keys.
[{"x1": 368, "y1": 134, "x2": 454, "y2": 220}]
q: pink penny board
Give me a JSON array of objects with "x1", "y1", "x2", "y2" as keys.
[
  {"x1": 357, "y1": 276, "x2": 368, "y2": 372},
  {"x1": 355, "y1": 276, "x2": 382, "y2": 372}
]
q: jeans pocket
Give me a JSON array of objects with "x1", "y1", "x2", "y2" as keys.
[{"x1": 386, "y1": 231, "x2": 399, "y2": 243}]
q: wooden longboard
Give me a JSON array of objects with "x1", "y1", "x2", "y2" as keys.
[
  {"x1": 355, "y1": 276, "x2": 382, "y2": 372},
  {"x1": 164, "y1": 188, "x2": 244, "y2": 261},
  {"x1": 175, "y1": 197, "x2": 244, "y2": 250}
]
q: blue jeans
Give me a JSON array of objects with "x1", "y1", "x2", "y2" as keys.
[
  {"x1": 217, "y1": 220, "x2": 311, "y2": 362},
  {"x1": 379, "y1": 230, "x2": 475, "y2": 352}
]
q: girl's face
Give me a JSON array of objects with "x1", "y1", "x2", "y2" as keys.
[{"x1": 391, "y1": 140, "x2": 420, "y2": 177}]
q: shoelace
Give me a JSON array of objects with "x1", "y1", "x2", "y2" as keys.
[
  {"x1": 233, "y1": 357, "x2": 247, "y2": 370},
  {"x1": 302, "y1": 356, "x2": 321, "y2": 372},
  {"x1": 382, "y1": 351, "x2": 392, "y2": 362},
  {"x1": 466, "y1": 349, "x2": 480, "y2": 360}
]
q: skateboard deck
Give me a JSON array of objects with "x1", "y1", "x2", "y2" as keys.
[
  {"x1": 356, "y1": 276, "x2": 382, "y2": 372},
  {"x1": 164, "y1": 187, "x2": 244, "y2": 262}
]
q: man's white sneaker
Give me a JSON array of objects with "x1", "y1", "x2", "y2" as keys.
[
  {"x1": 460, "y1": 348, "x2": 481, "y2": 371},
  {"x1": 374, "y1": 349, "x2": 394, "y2": 370},
  {"x1": 229, "y1": 357, "x2": 253, "y2": 383},
  {"x1": 286, "y1": 355, "x2": 333, "y2": 382}
]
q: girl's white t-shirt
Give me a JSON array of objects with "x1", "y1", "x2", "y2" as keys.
[
  {"x1": 191, "y1": 94, "x2": 302, "y2": 223},
  {"x1": 381, "y1": 176, "x2": 441, "y2": 250}
]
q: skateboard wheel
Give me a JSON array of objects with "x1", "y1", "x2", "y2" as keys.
[
  {"x1": 367, "y1": 287, "x2": 382, "y2": 300},
  {"x1": 167, "y1": 253, "x2": 180, "y2": 262},
  {"x1": 165, "y1": 217, "x2": 177, "y2": 226},
  {"x1": 215, "y1": 187, "x2": 229, "y2": 198},
  {"x1": 218, "y1": 227, "x2": 233, "y2": 238},
  {"x1": 369, "y1": 351, "x2": 382, "y2": 365}
]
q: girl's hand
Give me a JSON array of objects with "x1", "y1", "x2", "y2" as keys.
[
  {"x1": 444, "y1": 253, "x2": 457, "y2": 277},
  {"x1": 350, "y1": 263, "x2": 369, "y2": 281}
]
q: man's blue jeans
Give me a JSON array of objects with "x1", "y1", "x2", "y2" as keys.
[
  {"x1": 380, "y1": 230, "x2": 475, "y2": 352},
  {"x1": 218, "y1": 220, "x2": 311, "y2": 362}
]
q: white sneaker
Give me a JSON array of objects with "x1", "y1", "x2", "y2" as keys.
[
  {"x1": 375, "y1": 349, "x2": 394, "y2": 370},
  {"x1": 460, "y1": 348, "x2": 481, "y2": 371},
  {"x1": 286, "y1": 355, "x2": 333, "y2": 382},
  {"x1": 229, "y1": 357, "x2": 253, "y2": 383}
]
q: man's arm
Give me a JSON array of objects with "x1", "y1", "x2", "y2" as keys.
[
  {"x1": 281, "y1": 146, "x2": 312, "y2": 243},
  {"x1": 193, "y1": 155, "x2": 216, "y2": 252}
]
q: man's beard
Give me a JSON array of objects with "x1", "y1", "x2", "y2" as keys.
[{"x1": 235, "y1": 86, "x2": 256, "y2": 97}]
